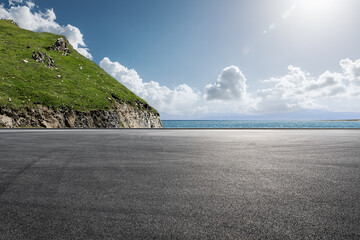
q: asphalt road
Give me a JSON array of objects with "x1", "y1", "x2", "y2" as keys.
[{"x1": 0, "y1": 130, "x2": 359, "y2": 240}]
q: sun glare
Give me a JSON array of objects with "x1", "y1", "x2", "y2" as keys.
[
  {"x1": 290, "y1": 0, "x2": 349, "y2": 30},
  {"x1": 296, "y1": 0, "x2": 342, "y2": 17},
  {"x1": 299, "y1": 0, "x2": 338, "y2": 9}
]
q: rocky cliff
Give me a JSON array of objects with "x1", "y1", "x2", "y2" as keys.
[
  {"x1": 0, "y1": 20, "x2": 162, "y2": 128},
  {"x1": 0, "y1": 101, "x2": 162, "y2": 128}
]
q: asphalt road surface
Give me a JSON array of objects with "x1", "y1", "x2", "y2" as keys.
[{"x1": 0, "y1": 129, "x2": 359, "y2": 239}]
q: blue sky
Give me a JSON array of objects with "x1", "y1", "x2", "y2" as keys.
[{"x1": 1, "y1": 0, "x2": 360, "y2": 119}]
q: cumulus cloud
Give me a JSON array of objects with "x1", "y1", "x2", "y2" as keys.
[
  {"x1": 100, "y1": 57, "x2": 360, "y2": 117},
  {"x1": 0, "y1": 1, "x2": 92, "y2": 59},
  {"x1": 252, "y1": 60, "x2": 360, "y2": 114},
  {"x1": 100, "y1": 57, "x2": 201, "y2": 116},
  {"x1": 340, "y1": 58, "x2": 360, "y2": 86},
  {"x1": 99, "y1": 59, "x2": 259, "y2": 117},
  {"x1": 8, "y1": 0, "x2": 23, "y2": 6},
  {"x1": 1, "y1": 0, "x2": 358, "y2": 117},
  {"x1": 205, "y1": 66, "x2": 247, "y2": 101},
  {"x1": 254, "y1": 66, "x2": 324, "y2": 114},
  {"x1": 201, "y1": 59, "x2": 360, "y2": 116}
]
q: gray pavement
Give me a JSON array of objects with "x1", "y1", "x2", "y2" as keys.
[{"x1": 0, "y1": 129, "x2": 359, "y2": 239}]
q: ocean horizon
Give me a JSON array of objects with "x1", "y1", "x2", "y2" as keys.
[{"x1": 162, "y1": 120, "x2": 360, "y2": 128}]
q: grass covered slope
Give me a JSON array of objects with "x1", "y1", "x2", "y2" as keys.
[{"x1": 0, "y1": 19, "x2": 157, "y2": 115}]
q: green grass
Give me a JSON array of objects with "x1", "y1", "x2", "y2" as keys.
[{"x1": 0, "y1": 20, "x2": 158, "y2": 115}]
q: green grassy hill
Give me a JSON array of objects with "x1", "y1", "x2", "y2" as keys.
[{"x1": 0, "y1": 19, "x2": 157, "y2": 115}]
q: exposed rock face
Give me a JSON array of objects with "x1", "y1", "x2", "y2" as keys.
[
  {"x1": 50, "y1": 38, "x2": 70, "y2": 56},
  {"x1": 32, "y1": 51, "x2": 55, "y2": 68},
  {"x1": 0, "y1": 101, "x2": 162, "y2": 128},
  {"x1": 31, "y1": 38, "x2": 70, "y2": 67}
]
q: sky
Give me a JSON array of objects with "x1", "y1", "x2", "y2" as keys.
[{"x1": 1, "y1": 0, "x2": 360, "y2": 119}]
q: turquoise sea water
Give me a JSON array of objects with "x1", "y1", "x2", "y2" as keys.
[{"x1": 162, "y1": 120, "x2": 360, "y2": 128}]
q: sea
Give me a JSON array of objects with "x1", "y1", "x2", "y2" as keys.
[{"x1": 162, "y1": 120, "x2": 360, "y2": 128}]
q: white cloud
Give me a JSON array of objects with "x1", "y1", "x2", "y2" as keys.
[
  {"x1": 100, "y1": 58, "x2": 360, "y2": 117},
  {"x1": 0, "y1": 1, "x2": 92, "y2": 59},
  {"x1": 204, "y1": 66, "x2": 247, "y2": 101},
  {"x1": 2, "y1": 0, "x2": 359, "y2": 117},
  {"x1": 99, "y1": 59, "x2": 260, "y2": 117},
  {"x1": 25, "y1": 1, "x2": 34, "y2": 9},
  {"x1": 8, "y1": 0, "x2": 23, "y2": 6},
  {"x1": 100, "y1": 57, "x2": 201, "y2": 116},
  {"x1": 0, "y1": 7, "x2": 10, "y2": 18},
  {"x1": 340, "y1": 58, "x2": 360, "y2": 86},
  {"x1": 252, "y1": 60, "x2": 360, "y2": 114},
  {"x1": 253, "y1": 66, "x2": 324, "y2": 114},
  {"x1": 305, "y1": 71, "x2": 346, "y2": 97}
]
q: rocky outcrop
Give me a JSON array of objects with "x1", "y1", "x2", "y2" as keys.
[
  {"x1": 0, "y1": 21, "x2": 163, "y2": 129},
  {"x1": 0, "y1": 101, "x2": 162, "y2": 128},
  {"x1": 31, "y1": 38, "x2": 70, "y2": 68},
  {"x1": 32, "y1": 51, "x2": 55, "y2": 68},
  {"x1": 50, "y1": 38, "x2": 70, "y2": 56}
]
